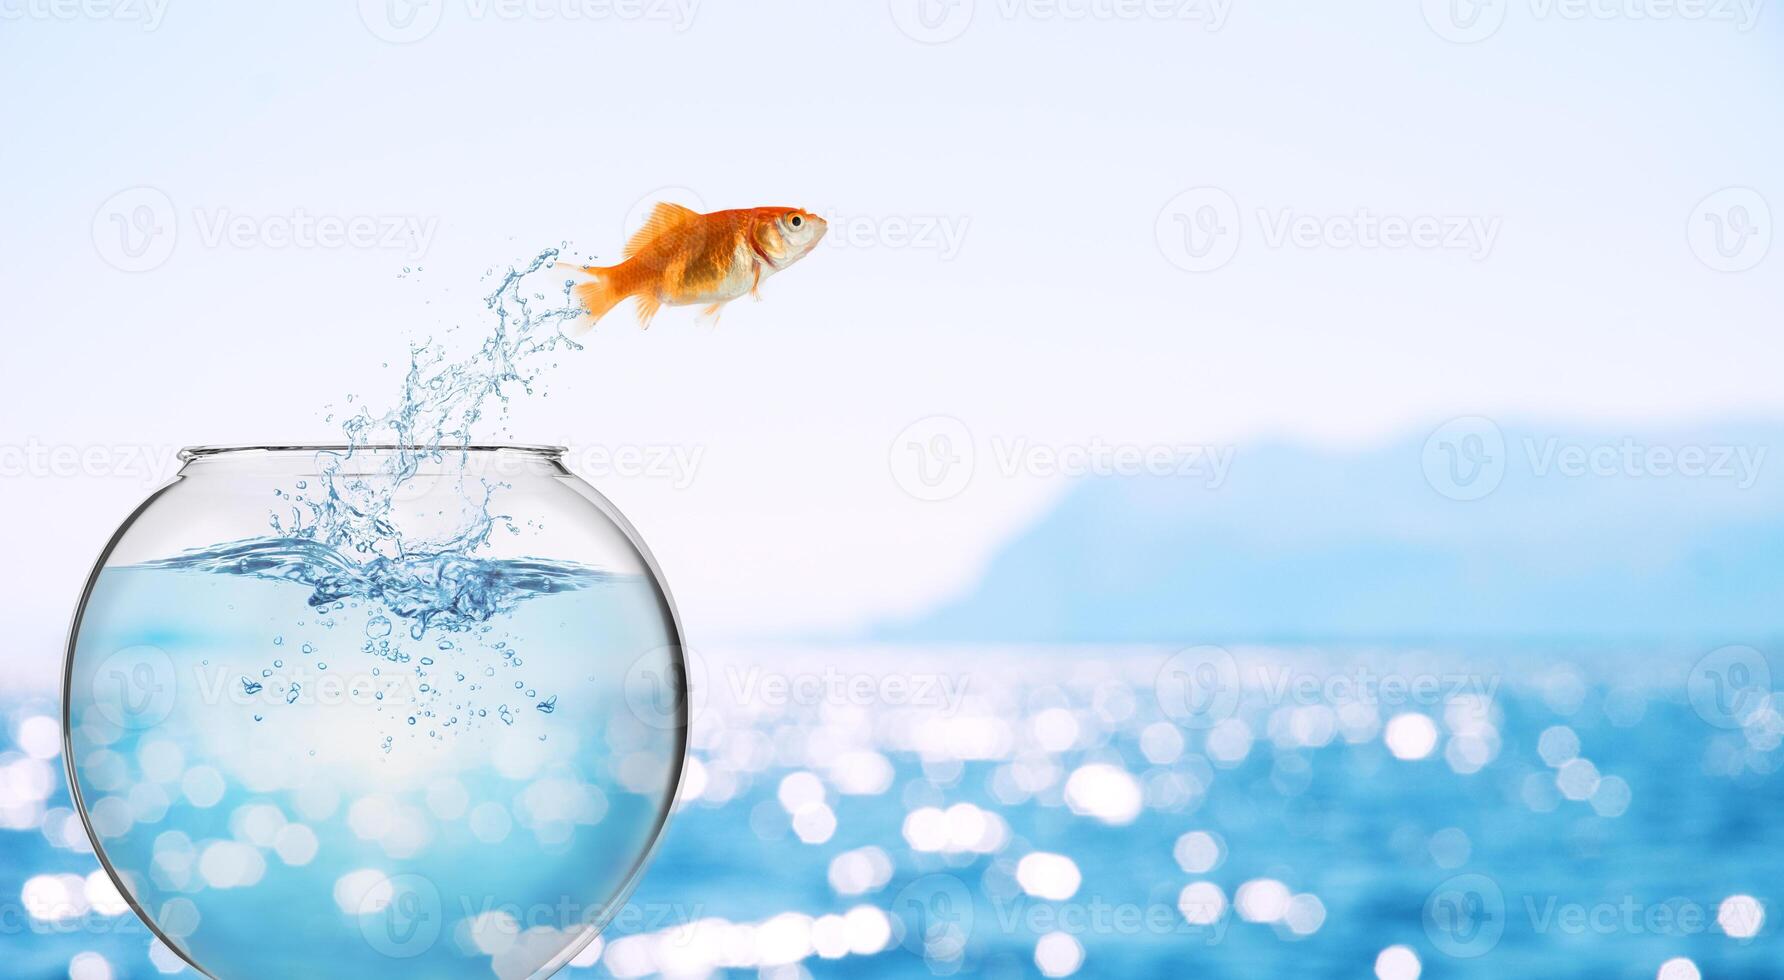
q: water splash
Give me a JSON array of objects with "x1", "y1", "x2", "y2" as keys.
[
  {"x1": 128, "y1": 249, "x2": 619, "y2": 740},
  {"x1": 155, "y1": 249, "x2": 599, "y2": 631},
  {"x1": 275, "y1": 248, "x2": 585, "y2": 561},
  {"x1": 140, "y1": 537, "x2": 611, "y2": 636}
]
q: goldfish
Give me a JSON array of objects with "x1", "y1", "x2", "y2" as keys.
[{"x1": 560, "y1": 203, "x2": 827, "y2": 332}]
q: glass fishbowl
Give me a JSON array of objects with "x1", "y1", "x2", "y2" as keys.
[{"x1": 61, "y1": 445, "x2": 688, "y2": 979}]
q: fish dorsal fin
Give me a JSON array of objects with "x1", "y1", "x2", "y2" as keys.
[{"x1": 625, "y1": 202, "x2": 701, "y2": 258}]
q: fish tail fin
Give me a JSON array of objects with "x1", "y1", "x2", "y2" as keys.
[{"x1": 556, "y1": 261, "x2": 631, "y2": 336}]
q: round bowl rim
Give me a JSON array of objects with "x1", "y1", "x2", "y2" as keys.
[{"x1": 178, "y1": 443, "x2": 569, "y2": 461}]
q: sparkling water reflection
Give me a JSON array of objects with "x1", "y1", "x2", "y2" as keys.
[{"x1": 10, "y1": 643, "x2": 1782, "y2": 977}]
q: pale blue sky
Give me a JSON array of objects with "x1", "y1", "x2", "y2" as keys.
[{"x1": 1, "y1": 1, "x2": 1779, "y2": 687}]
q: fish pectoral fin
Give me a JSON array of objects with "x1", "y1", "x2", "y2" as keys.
[
  {"x1": 750, "y1": 264, "x2": 763, "y2": 299},
  {"x1": 695, "y1": 303, "x2": 727, "y2": 330},
  {"x1": 624, "y1": 202, "x2": 702, "y2": 259},
  {"x1": 633, "y1": 291, "x2": 662, "y2": 329}
]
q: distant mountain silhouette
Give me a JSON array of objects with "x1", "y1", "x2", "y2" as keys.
[{"x1": 877, "y1": 420, "x2": 1784, "y2": 642}]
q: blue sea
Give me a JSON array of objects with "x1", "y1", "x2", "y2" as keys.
[{"x1": 4, "y1": 642, "x2": 1780, "y2": 979}]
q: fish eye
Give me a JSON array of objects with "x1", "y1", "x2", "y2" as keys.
[{"x1": 790, "y1": 215, "x2": 803, "y2": 228}]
